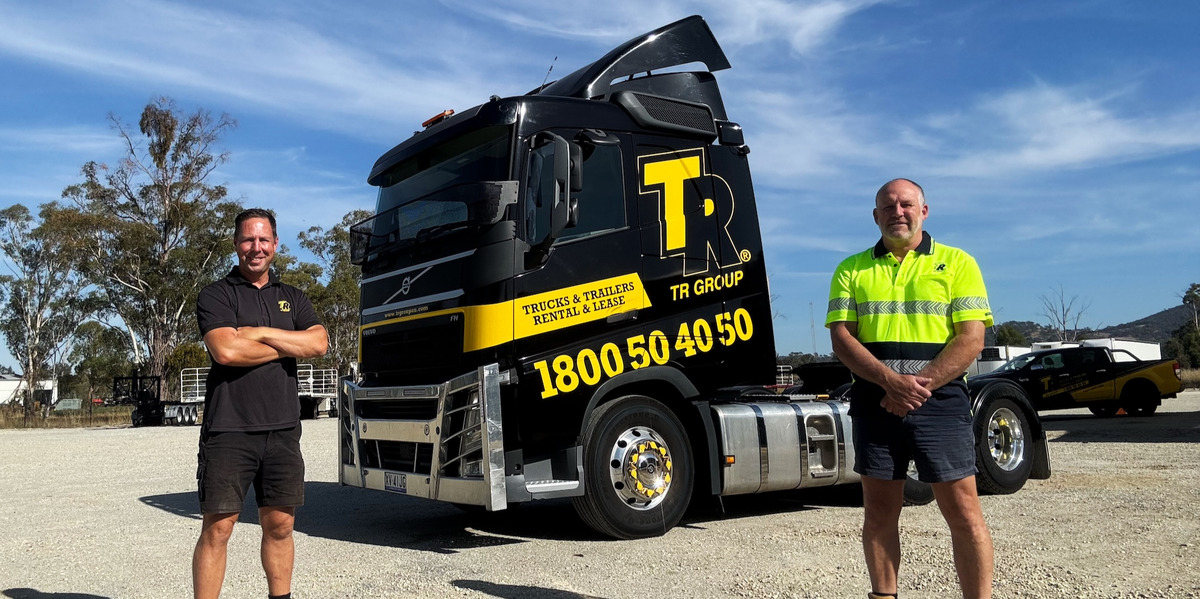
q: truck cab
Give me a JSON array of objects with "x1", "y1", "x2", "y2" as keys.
[{"x1": 341, "y1": 15, "x2": 780, "y2": 536}]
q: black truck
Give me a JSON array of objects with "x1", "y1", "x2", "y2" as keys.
[{"x1": 335, "y1": 15, "x2": 1050, "y2": 538}]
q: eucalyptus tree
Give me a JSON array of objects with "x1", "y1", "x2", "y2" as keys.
[
  {"x1": 0, "y1": 205, "x2": 91, "y2": 419},
  {"x1": 287, "y1": 209, "x2": 373, "y2": 375},
  {"x1": 57, "y1": 97, "x2": 242, "y2": 379}
]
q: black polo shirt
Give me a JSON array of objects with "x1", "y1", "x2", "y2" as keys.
[{"x1": 197, "y1": 267, "x2": 323, "y2": 432}]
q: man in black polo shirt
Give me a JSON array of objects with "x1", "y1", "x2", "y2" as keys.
[{"x1": 192, "y1": 208, "x2": 327, "y2": 599}]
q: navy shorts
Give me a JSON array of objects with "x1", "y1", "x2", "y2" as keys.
[
  {"x1": 852, "y1": 412, "x2": 977, "y2": 483},
  {"x1": 197, "y1": 425, "x2": 305, "y2": 514}
]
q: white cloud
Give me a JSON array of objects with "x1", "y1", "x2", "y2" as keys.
[
  {"x1": 0, "y1": 127, "x2": 120, "y2": 155},
  {"x1": 0, "y1": 1, "x2": 519, "y2": 141},
  {"x1": 928, "y1": 83, "x2": 1200, "y2": 177},
  {"x1": 437, "y1": 0, "x2": 885, "y2": 55}
]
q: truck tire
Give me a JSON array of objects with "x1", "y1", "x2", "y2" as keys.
[
  {"x1": 974, "y1": 395, "x2": 1033, "y2": 495},
  {"x1": 903, "y1": 461, "x2": 934, "y2": 506},
  {"x1": 299, "y1": 396, "x2": 317, "y2": 420},
  {"x1": 572, "y1": 395, "x2": 693, "y2": 539},
  {"x1": 1121, "y1": 380, "x2": 1159, "y2": 417}
]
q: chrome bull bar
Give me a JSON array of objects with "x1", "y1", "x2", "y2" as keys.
[{"x1": 337, "y1": 363, "x2": 508, "y2": 510}]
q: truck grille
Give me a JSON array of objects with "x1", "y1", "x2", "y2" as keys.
[
  {"x1": 356, "y1": 397, "x2": 438, "y2": 420},
  {"x1": 361, "y1": 314, "x2": 466, "y2": 383},
  {"x1": 635, "y1": 92, "x2": 717, "y2": 134},
  {"x1": 361, "y1": 439, "x2": 435, "y2": 475}
]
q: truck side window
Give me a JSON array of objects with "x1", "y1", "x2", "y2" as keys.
[
  {"x1": 560, "y1": 143, "x2": 625, "y2": 241},
  {"x1": 1040, "y1": 353, "x2": 1064, "y2": 370}
]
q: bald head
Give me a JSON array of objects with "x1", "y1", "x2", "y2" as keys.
[{"x1": 875, "y1": 178, "x2": 925, "y2": 207}]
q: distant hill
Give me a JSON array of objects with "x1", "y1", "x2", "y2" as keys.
[{"x1": 994, "y1": 305, "x2": 1192, "y2": 345}]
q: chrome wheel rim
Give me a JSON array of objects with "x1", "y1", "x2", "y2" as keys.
[
  {"x1": 988, "y1": 407, "x2": 1026, "y2": 471},
  {"x1": 607, "y1": 426, "x2": 674, "y2": 510}
]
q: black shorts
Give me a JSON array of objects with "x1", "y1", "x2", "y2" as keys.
[
  {"x1": 852, "y1": 412, "x2": 977, "y2": 483},
  {"x1": 197, "y1": 425, "x2": 305, "y2": 514}
]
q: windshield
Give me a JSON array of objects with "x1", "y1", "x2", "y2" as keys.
[
  {"x1": 352, "y1": 126, "x2": 514, "y2": 263},
  {"x1": 995, "y1": 353, "x2": 1038, "y2": 372},
  {"x1": 375, "y1": 125, "x2": 511, "y2": 215}
]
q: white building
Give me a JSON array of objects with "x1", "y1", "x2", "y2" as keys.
[{"x1": 0, "y1": 373, "x2": 59, "y2": 406}]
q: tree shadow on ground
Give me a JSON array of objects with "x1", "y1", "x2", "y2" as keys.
[
  {"x1": 3, "y1": 589, "x2": 110, "y2": 599},
  {"x1": 454, "y1": 579, "x2": 607, "y2": 598},
  {"x1": 1040, "y1": 408, "x2": 1200, "y2": 443}
]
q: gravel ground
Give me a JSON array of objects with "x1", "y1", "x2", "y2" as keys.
[{"x1": 2, "y1": 392, "x2": 1198, "y2": 599}]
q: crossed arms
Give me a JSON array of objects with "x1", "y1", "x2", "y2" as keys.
[
  {"x1": 829, "y1": 319, "x2": 984, "y2": 417},
  {"x1": 204, "y1": 325, "x2": 329, "y2": 368}
]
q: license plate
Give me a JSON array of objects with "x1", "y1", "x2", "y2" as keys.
[{"x1": 384, "y1": 472, "x2": 407, "y2": 493}]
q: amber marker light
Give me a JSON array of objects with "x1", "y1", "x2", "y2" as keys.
[
  {"x1": 422, "y1": 109, "x2": 455, "y2": 128},
  {"x1": 723, "y1": 455, "x2": 736, "y2": 466}
]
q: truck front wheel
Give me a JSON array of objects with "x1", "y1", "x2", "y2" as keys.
[
  {"x1": 573, "y1": 395, "x2": 693, "y2": 539},
  {"x1": 974, "y1": 396, "x2": 1033, "y2": 495}
]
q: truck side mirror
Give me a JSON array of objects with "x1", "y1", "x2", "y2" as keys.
[
  {"x1": 527, "y1": 131, "x2": 576, "y2": 263},
  {"x1": 549, "y1": 133, "x2": 571, "y2": 238},
  {"x1": 567, "y1": 197, "x2": 579, "y2": 228},
  {"x1": 570, "y1": 141, "x2": 583, "y2": 193}
]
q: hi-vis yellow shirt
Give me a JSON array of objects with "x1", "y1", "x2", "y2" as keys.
[{"x1": 825, "y1": 232, "x2": 993, "y2": 375}]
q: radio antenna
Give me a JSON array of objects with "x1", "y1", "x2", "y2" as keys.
[{"x1": 540, "y1": 56, "x2": 557, "y2": 91}]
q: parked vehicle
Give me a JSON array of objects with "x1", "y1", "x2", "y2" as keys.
[
  {"x1": 336, "y1": 15, "x2": 1051, "y2": 538},
  {"x1": 129, "y1": 364, "x2": 337, "y2": 427},
  {"x1": 971, "y1": 345, "x2": 1183, "y2": 418}
]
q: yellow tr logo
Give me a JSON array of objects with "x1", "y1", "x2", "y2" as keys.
[
  {"x1": 643, "y1": 155, "x2": 709, "y2": 252},
  {"x1": 639, "y1": 148, "x2": 744, "y2": 276},
  {"x1": 278, "y1": 300, "x2": 291, "y2": 313}
]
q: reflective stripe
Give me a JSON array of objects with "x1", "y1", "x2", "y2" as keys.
[
  {"x1": 828, "y1": 297, "x2": 856, "y2": 313},
  {"x1": 858, "y1": 300, "x2": 950, "y2": 317},
  {"x1": 825, "y1": 237, "x2": 993, "y2": 342},
  {"x1": 881, "y1": 359, "x2": 931, "y2": 375},
  {"x1": 951, "y1": 296, "x2": 990, "y2": 312}
]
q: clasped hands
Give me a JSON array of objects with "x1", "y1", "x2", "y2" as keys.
[{"x1": 880, "y1": 373, "x2": 933, "y2": 417}]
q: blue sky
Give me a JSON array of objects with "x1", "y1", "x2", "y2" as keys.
[{"x1": 0, "y1": 0, "x2": 1198, "y2": 367}]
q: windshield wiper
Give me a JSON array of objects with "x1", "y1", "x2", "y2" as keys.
[{"x1": 415, "y1": 221, "x2": 479, "y2": 244}]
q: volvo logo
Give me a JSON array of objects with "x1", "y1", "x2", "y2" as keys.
[{"x1": 385, "y1": 266, "x2": 432, "y2": 303}]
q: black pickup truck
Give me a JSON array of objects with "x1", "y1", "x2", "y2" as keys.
[{"x1": 969, "y1": 345, "x2": 1183, "y2": 417}]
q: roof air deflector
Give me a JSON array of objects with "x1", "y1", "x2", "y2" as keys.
[{"x1": 536, "y1": 15, "x2": 731, "y2": 99}]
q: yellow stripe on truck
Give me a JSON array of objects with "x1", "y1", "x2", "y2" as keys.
[{"x1": 360, "y1": 273, "x2": 652, "y2": 353}]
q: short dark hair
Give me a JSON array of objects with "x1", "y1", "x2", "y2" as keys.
[{"x1": 234, "y1": 208, "x2": 277, "y2": 238}]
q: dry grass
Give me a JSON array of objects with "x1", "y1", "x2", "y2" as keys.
[
  {"x1": 0, "y1": 405, "x2": 133, "y2": 429},
  {"x1": 1182, "y1": 368, "x2": 1200, "y2": 390}
]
